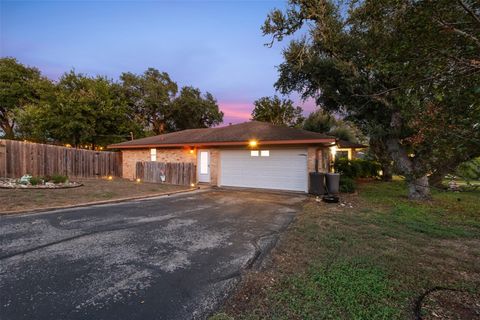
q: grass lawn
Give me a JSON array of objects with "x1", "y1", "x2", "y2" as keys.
[
  {"x1": 214, "y1": 180, "x2": 480, "y2": 320},
  {"x1": 0, "y1": 178, "x2": 189, "y2": 214}
]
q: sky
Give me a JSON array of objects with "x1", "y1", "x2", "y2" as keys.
[{"x1": 0, "y1": 0, "x2": 317, "y2": 124}]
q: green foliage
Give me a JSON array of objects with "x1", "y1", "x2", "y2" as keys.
[
  {"x1": 29, "y1": 176, "x2": 43, "y2": 186},
  {"x1": 208, "y1": 314, "x2": 234, "y2": 320},
  {"x1": 16, "y1": 71, "x2": 141, "y2": 148},
  {"x1": 456, "y1": 157, "x2": 480, "y2": 180},
  {"x1": 270, "y1": 261, "x2": 400, "y2": 319},
  {"x1": 339, "y1": 176, "x2": 356, "y2": 193},
  {"x1": 119, "y1": 69, "x2": 223, "y2": 135},
  {"x1": 251, "y1": 95, "x2": 304, "y2": 127},
  {"x1": 334, "y1": 159, "x2": 381, "y2": 179},
  {"x1": 0, "y1": 58, "x2": 52, "y2": 139},
  {"x1": 303, "y1": 110, "x2": 336, "y2": 133},
  {"x1": 120, "y1": 68, "x2": 178, "y2": 134},
  {"x1": 6, "y1": 63, "x2": 222, "y2": 146},
  {"x1": 375, "y1": 203, "x2": 477, "y2": 239},
  {"x1": 171, "y1": 86, "x2": 223, "y2": 131},
  {"x1": 303, "y1": 110, "x2": 361, "y2": 143},
  {"x1": 263, "y1": 0, "x2": 480, "y2": 199},
  {"x1": 49, "y1": 174, "x2": 68, "y2": 184}
]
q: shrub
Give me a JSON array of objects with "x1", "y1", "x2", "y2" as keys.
[
  {"x1": 50, "y1": 174, "x2": 68, "y2": 184},
  {"x1": 456, "y1": 157, "x2": 480, "y2": 180},
  {"x1": 29, "y1": 176, "x2": 43, "y2": 186},
  {"x1": 334, "y1": 159, "x2": 381, "y2": 179},
  {"x1": 340, "y1": 176, "x2": 356, "y2": 193}
]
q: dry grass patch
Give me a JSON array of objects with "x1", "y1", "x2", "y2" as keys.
[{"x1": 0, "y1": 178, "x2": 188, "y2": 214}]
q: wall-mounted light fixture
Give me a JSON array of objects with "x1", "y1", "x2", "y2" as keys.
[
  {"x1": 189, "y1": 147, "x2": 195, "y2": 154},
  {"x1": 248, "y1": 139, "x2": 258, "y2": 147},
  {"x1": 330, "y1": 146, "x2": 337, "y2": 156}
]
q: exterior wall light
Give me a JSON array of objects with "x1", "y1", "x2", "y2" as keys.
[
  {"x1": 190, "y1": 183, "x2": 195, "y2": 187},
  {"x1": 136, "y1": 178, "x2": 141, "y2": 183},
  {"x1": 330, "y1": 146, "x2": 337, "y2": 156},
  {"x1": 248, "y1": 140, "x2": 258, "y2": 147},
  {"x1": 189, "y1": 148, "x2": 195, "y2": 154},
  {"x1": 107, "y1": 176, "x2": 113, "y2": 180}
]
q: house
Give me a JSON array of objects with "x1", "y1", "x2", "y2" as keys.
[
  {"x1": 108, "y1": 121, "x2": 336, "y2": 192},
  {"x1": 332, "y1": 140, "x2": 368, "y2": 160}
]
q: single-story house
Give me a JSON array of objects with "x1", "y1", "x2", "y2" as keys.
[
  {"x1": 333, "y1": 140, "x2": 368, "y2": 160},
  {"x1": 108, "y1": 121, "x2": 337, "y2": 192}
]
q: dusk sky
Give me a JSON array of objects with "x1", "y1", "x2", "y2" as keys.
[{"x1": 1, "y1": 0, "x2": 317, "y2": 124}]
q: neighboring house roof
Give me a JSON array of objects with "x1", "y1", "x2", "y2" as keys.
[
  {"x1": 337, "y1": 139, "x2": 367, "y2": 149},
  {"x1": 108, "y1": 121, "x2": 336, "y2": 149}
]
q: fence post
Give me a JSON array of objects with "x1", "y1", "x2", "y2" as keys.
[{"x1": 0, "y1": 140, "x2": 6, "y2": 177}]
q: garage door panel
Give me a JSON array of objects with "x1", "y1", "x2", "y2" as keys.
[{"x1": 220, "y1": 149, "x2": 308, "y2": 192}]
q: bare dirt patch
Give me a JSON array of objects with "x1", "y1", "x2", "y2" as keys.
[{"x1": 0, "y1": 178, "x2": 188, "y2": 214}]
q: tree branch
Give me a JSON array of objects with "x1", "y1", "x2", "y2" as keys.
[{"x1": 457, "y1": 0, "x2": 480, "y2": 26}]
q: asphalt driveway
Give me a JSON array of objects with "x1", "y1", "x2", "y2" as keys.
[{"x1": 0, "y1": 189, "x2": 305, "y2": 320}]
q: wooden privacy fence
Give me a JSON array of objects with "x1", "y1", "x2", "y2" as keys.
[
  {"x1": 136, "y1": 161, "x2": 196, "y2": 186},
  {"x1": 0, "y1": 139, "x2": 122, "y2": 178}
]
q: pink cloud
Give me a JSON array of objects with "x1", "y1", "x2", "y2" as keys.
[
  {"x1": 217, "y1": 97, "x2": 319, "y2": 126},
  {"x1": 219, "y1": 102, "x2": 253, "y2": 125}
]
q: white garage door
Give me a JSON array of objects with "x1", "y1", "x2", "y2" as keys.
[{"x1": 220, "y1": 149, "x2": 308, "y2": 192}]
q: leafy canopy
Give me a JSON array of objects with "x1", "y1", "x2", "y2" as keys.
[
  {"x1": 263, "y1": 0, "x2": 480, "y2": 199},
  {"x1": 251, "y1": 95, "x2": 304, "y2": 127}
]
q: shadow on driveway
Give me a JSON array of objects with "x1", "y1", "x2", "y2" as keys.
[{"x1": 0, "y1": 189, "x2": 305, "y2": 320}]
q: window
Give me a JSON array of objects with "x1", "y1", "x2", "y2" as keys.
[
  {"x1": 335, "y1": 151, "x2": 349, "y2": 161},
  {"x1": 150, "y1": 148, "x2": 157, "y2": 161},
  {"x1": 260, "y1": 150, "x2": 270, "y2": 157},
  {"x1": 250, "y1": 150, "x2": 259, "y2": 157}
]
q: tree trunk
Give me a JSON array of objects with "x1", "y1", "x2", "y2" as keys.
[
  {"x1": 428, "y1": 171, "x2": 446, "y2": 189},
  {"x1": 381, "y1": 164, "x2": 393, "y2": 181},
  {"x1": 369, "y1": 137, "x2": 393, "y2": 182},
  {"x1": 385, "y1": 112, "x2": 431, "y2": 200},
  {"x1": 407, "y1": 175, "x2": 431, "y2": 200},
  {"x1": 1, "y1": 123, "x2": 15, "y2": 140}
]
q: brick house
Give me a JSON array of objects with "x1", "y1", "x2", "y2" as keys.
[{"x1": 108, "y1": 121, "x2": 336, "y2": 192}]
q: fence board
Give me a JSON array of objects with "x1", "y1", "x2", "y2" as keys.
[
  {"x1": 135, "y1": 161, "x2": 196, "y2": 186},
  {"x1": 0, "y1": 139, "x2": 122, "y2": 178}
]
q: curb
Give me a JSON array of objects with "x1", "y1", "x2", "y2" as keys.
[{"x1": 0, "y1": 187, "x2": 200, "y2": 216}]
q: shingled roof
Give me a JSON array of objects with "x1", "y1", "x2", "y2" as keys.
[{"x1": 108, "y1": 121, "x2": 336, "y2": 149}]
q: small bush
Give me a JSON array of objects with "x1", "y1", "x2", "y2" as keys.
[
  {"x1": 50, "y1": 174, "x2": 68, "y2": 184},
  {"x1": 29, "y1": 176, "x2": 43, "y2": 186},
  {"x1": 340, "y1": 176, "x2": 356, "y2": 193},
  {"x1": 456, "y1": 157, "x2": 480, "y2": 180},
  {"x1": 334, "y1": 159, "x2": 381, "y2": 179}
]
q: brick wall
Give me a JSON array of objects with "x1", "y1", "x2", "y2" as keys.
[
  {"x1": 122, "y1": 146, "x2": 329, "y2": 182},
  {"x1": 121, "y1": 149, "x2": 150, "y2": 180},
  {"x1": 122, "y1": 147, "x2": 196, "y2": 180},
  {"x1": 209, "y1": 149, "x2": 220, "y2": 185}
]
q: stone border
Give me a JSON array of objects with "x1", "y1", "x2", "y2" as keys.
[
  {"x1": 0, "y1": 187, "x2": 201, "y2": 216},
  {"x1": 0, "y1": 183, "x2": 84, "y2": 190}
]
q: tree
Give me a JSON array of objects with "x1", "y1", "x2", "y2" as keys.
[
  {"x1": 251, "y1": 95, "x2": 304, "y2": 127},
  {"x1": 0, "y1": 58, "x2": 52, "y2": 139},
  {"x1": 303, "y1": 109, "x2": 358, "y2": 143},
  {"x1": 263, "y1": 0, "x2": 480, "y2": 199},
  {"x1": 16, "y1": 71, "x2": 140, "y2": 148},
  {"x1": 120, "y1": 68, "x2": 178, "y2": 134},
  {"x1": 171, "y1": 86, "x2": 223, "y2": 131},
  {"x1": 303, "y1": 109, "x2": 336, "y2": 134}
]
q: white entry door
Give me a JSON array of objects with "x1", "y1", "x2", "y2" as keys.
[
  {"x1": 197, "y1": 150, "x2": 210, "y2": 183},
  {"x1": 220, "y1": 149, "x2": 308, "y2": 192}
]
